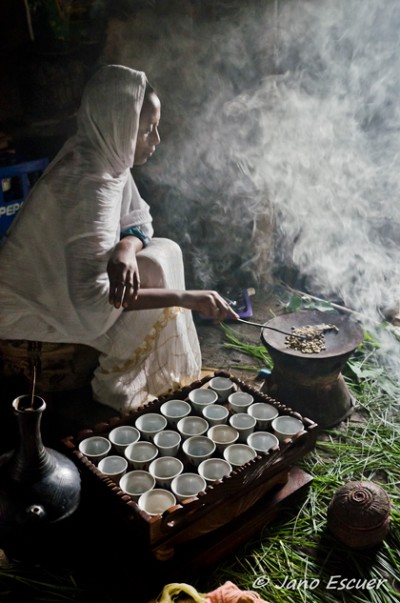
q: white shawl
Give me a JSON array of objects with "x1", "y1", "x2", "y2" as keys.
[{"x1": 0, "y1": 65, "x2": 154, "y2": 343}]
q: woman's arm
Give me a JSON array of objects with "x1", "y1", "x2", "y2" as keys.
[
  {"x1": 109, "y1": 174, "x2": 154, "y2": 308},
  {"x1": 124, "y1": 288, "x2": 239, "y2": 321},
  {"x1": 107, "y1": 236, "x2": 142, "y2": 308}
]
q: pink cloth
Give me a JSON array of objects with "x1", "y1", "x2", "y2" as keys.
[{"x1": 205, "y1": 581, "x2": 269, "y2": 603}]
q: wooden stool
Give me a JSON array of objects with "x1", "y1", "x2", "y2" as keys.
[{"x1": 0, "y1": 340, "x2": 100, "y2": 393}]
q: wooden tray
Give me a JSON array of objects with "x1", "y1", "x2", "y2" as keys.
[{"x1": 62, "y1": 371, "x2": 318, "y2": 562}]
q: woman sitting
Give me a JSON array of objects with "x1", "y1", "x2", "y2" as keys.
[{"x1": 0, "y1": 64, "x2": 237, "y2": 412}]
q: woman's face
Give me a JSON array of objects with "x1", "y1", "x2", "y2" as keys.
[{"x1": 134, "y1": 92, "x2": 161, "y2": 166}]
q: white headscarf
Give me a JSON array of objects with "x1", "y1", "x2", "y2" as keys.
[
  {"x1": 77, "y1": 64, "x2": 145, "y2": 174},
  {"x1": 0, "y1": 65, "x2": 154, "y2": 342}
]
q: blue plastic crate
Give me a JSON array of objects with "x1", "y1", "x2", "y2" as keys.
[{"x1": 0, "y1": 158, "x2": 48, "y2": 238}]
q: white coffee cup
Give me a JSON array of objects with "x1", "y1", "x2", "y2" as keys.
[
  {"x1": 188, "y1": 388, "x2": 218, "y2": 415},
  {"x1": 202, "y1": 404, "x2": 229, "y2": 426},
  {"x1": 78, "y1": 436, "x2": 111, "y2": 464},
  {"x1": 160, "y1": 399, "x2": 191, "y2": 428},
  {"x1": 171, "y1": 473, "x2": 207, "y2": 502},
  {"x1": 138, "y1": 488, "x2": 176, "y2": 516},
  {"x1": 153, "y1": 430, "x2": 181, "y2": 457},
  {"x1": 124, "y1": 441, "x2": 158, "y2": 470},
  {"x1": 229, "y1": 412, "x2": 257, "y2": 442},
  {"x1": 207, "y1": 424, "x2": 239, "y2": 452},
  {"x1": 208, "y1": 376, "x2": 235, "y2": 402},
  {"x1": 182, "y1": 435, "x2": 216, "y2": 467},
  {"x1": 271, "y1": 416, "x2": 304, "y2": 442},
  {"x1": 223, "y1": 443, "x2": 257, "y2": 467},
  {"x1": 247, "y1": 431, "x2": 280, "y2": 454},
  {"x1": 148, "y1": 456, "x2": 184, "y2": 489},
  {"x1": 177, "y1": 416, "x2": 209, "y2": 440},
  {"x1": 119, "y1": 470, "x2": 155, "y2": 501},
  {"x1": 228, "y1": 391, "x2": 254, "y2": 413},
  {"x1": 98, "y1": 455, "x2": 128, "y2": 484},
  {"x1": 247, "y1": 402, "x2": 279, "y2": 430},
  {"x1": 135, "y1": 413, "x2": 167, "y2": 441},
  {"x1": 198, "y1": 458, "x2": 232, "y2": 483},
  {"x1": 108, "y1": 425, "x2": 140, "y2": 454}
]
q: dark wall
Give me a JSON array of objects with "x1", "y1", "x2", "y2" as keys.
[
  {"x1": 0, "y1": 0, "x2": 30, "y2": 123},
  {"x1": 0, "y1": 0, "x2": 105, "y2": 160}
]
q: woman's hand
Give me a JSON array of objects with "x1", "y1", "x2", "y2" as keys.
[
  {"x1": 180, "y1": 290, "x2": 239, "y2": 321},
  {"x1": 107, "y1": 238, "x2": 141, "y2": 309}
]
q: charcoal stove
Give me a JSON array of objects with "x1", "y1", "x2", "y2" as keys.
[{"x1": 260, "y1": 309, "x2": 364, "y2": 428}]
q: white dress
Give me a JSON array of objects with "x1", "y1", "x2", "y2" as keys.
[{"x1": 0, "y1": 65, "x2": 201, "y2": 411}]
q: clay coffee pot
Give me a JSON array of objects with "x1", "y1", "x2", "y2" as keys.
[{"x1": 0, "y1": 394, "x2": 81, "y2": 561}]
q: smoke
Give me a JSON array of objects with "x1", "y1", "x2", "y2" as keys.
[
  {"x1": 264, "y1": 0, "x2": 400, "y2": 311},
  {"x1": 103, "y1": 0, "x2": 400, "y2": 376},
  {"x1": 102, "y1": 0, "x2": 278, "y2": 288},
  {"x1": 268, "y1": 0, "x2": 400, "y2": 380}
]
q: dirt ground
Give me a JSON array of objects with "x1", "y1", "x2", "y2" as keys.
[{"x1": 195, "y1": 285, "x2": 286, "y2": 380}]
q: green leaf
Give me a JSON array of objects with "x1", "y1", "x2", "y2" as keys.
[{"x1": 284, "y1": 293, "x2": 336, "y2": 313}]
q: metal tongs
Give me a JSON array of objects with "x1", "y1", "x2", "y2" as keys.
[
  {"x1": 236, "y1": 318, "x2": 308, "y2": 340},
  {"x1": 222, "y1": 294, "x2": 307, "y2": 340}
]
